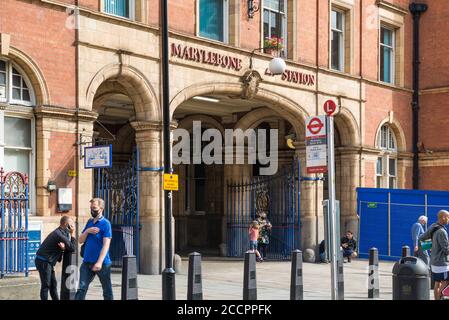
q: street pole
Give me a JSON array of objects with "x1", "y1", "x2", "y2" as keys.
[
  {"x1": 326, "y1": 115, "x2": 339, "y2": 300},
  {"x1": 161, "y1": 0, "x2": 175, "y2": 300}
]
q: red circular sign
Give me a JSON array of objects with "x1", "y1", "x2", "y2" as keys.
[
  {"x1": 307, "y1": 117, "x2": 324, "y2": 135},
  {"x1": 324, "y1": 100, "x2": 337, "y2": 116}
]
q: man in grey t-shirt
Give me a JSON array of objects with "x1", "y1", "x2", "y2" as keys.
[{"x1": 419, "y1": 210, "x2": 449, "y2": 300}]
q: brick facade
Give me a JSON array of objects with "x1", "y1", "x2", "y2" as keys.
[{"x1": 2, "y1": 0, "x2": 449, "y2": 273}]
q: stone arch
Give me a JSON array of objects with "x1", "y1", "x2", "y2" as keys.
[
  {"x1": 86, "y1": 64, "x2": 160, "y2": 121},
  {"x1": 6, "y1": 47, "x2": 50, "y2": 106},
  {"x1": 334, "y1": 107, "x2": 360, "y2": 147},
  {"x1": 374, "y1": 117, "x2": 407, "y2": 152},
  {"x1": 234, "y1": 107, "x2": 284, "y2": 130},
  {"x1": 93, "y1": 81, "x2": 129, "y2": 110},
  {"x1": 177, "y1": 115, "x2": 225, "y2": 135},
  {"x1": 169, "y1": 82, "x2": 309, "y2": 138}
]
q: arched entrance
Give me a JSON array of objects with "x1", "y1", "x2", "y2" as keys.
[
  {"x1": 92, "y1": 82, "x2": 139, "y2": 268},
  {"x1": 323, "y1": 108, "x2": 361, "y2": 236},
  {"x1": 170, "y1": 83, "x2": 311, "y2": 257},
  {"x1": 86, "y1": 64, "x2": 162, "y2": 274}
]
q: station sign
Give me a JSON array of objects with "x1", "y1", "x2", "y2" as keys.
[{"x1": 306, "y1": 116, "x2": 328, "y2": 174}]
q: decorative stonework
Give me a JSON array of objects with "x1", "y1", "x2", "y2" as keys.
[
  {"x1": 34, "y1": 105, "x2": 98, "y2": 122},
  {"x1": 240, "y1": 70, "x2": 262, "y2": 100}
]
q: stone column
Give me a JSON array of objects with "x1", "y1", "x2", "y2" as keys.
[
  {"x1": 338, "y1": 152, "x2": 360, "y2": 237},
  {"x1": 295, "y1": 143, "x2": 324, "y2": 262},
  {"x1": 35, "y1": 116, "x2": 52, "y2": 217},
  {"x1": 132, "y1": 121, "x2": 163, "y2": 275}
]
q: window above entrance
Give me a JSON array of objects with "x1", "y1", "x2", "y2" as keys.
[
  {"x1": 199, "y1": 0, "x2": 229, "y2": 43},
  {"x1": 263, "y1": 0, "x2": 287, "y2": 57},
  {"x1": 103, "y1": 0, "x2": 135, "y2": 20}
]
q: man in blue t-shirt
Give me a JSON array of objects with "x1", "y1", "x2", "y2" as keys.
[{"x1": 75, "y1": 198, "x2": 113, "y2": 300}]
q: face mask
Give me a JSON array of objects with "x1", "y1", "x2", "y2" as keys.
[{"x1": 91, "y1": 208, "x2": 100, "y2": 218}]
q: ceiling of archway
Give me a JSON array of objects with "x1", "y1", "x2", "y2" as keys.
[
  {"x1": 95, "y1": 93, "x2": 135, "y2": 124},
  {"x1": 174, "y1": 94, "x2": 267, "y2": 120}
]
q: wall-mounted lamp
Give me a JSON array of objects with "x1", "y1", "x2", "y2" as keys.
[
  {"x1": 249, "y1": 48, "x2": 287, "y2": 75},
  {"x1": 247, "y1": 0, "x2": 260, "y2": 19},
  {"x1": 47, "y1": 180, "x2": 57, "y2": 192}
]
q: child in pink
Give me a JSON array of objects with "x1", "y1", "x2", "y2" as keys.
[{"x1": 248, "y1": 221, "x2": 263, "y2": 262}]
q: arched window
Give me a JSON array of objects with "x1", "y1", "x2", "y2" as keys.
[
  {"x1": 0, "y1": 59, "x2": 34, "y2": 105},
  {"x1": 376, "y1": 124, "x2": 397, "y2": 188},
  {"x1": 0, "y1": 57, "x2": 35, "y2": 211}
]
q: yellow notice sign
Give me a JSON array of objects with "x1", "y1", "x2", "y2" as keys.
[
  {"x1": 68, "y1": 170, "x2": 77, "y2": 177},
  {"x1": 163, "y1": 174, "x2": 179, "y2": 191}
]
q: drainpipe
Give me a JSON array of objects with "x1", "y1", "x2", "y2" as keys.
[{"x1": 409, "y1": 3, "x2": 427, "y2": 190}]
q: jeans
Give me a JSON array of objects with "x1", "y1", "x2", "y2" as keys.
[
  {"x1": 343, "y1": 248, "x2": 354, "y2": 258},
  {"x1": 75, "y1": 262, "x2": 113, "y2": 300},
  {"x1": 259, "y1": 243, "x2": 267, "y2": 259},
  {"x1": 35, "y1": 259, "x2": 59, "y2": 300}
]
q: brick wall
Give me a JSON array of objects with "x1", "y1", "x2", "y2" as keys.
[
  {"x1": 421, "y1": 166, "x2": 449, "y2": 191},
  {"x1": 418, "y1": 0, "x2": 449, "y2": 89},
  {"x1": 0, "y1": 0, "x2": 76, "y2": 108},
  {"x1": 48, "y1": 132, "x2": 77, "y2": 216},
  {"x1": 364, "y1": 84, "x2": 412, "y2": 151}
]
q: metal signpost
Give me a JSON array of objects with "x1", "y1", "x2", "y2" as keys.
[
  {"x1": 306, "y1": 100, "x2": 339, "y2": 299},
  {"x1": 325, "y1": 99, "x2": 339, "y2": 300}
]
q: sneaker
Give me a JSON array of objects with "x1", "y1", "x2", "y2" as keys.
[{"x1": 348, "y1": 257, "x2": 352, "y2": 263}]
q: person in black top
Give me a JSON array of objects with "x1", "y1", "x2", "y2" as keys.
[
  {"x1": 35, "y1": 216, "x2": 76, "y2": 300},
  {"x1": 319, "y1": 240, "x2": 328, "y2": 263},
  {"x1": 341, "y1": 230, "x2": 358, "y2": 263}
]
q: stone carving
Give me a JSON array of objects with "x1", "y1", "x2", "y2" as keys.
[{"x1": 241, "y1": 70, "x2": 262, "y2": 100}]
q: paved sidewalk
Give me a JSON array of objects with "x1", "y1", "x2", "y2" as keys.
[{"x1": 82, "y1": 258, "x2": 401, "y2": 300}]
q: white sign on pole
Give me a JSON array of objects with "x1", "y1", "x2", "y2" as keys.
[{"x1": 305, "y1": 116, "x2": 328, "y2": 174}]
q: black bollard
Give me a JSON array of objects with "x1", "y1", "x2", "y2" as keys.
[
  {"x1": 368, "y1": 248, "x2": 380, "y2": 299},
  {"x1": 402, "y1": 246, "x2": 410, "y2": 258},
  {"x1": 60, "y1": 250, "x2": 77, "y2": 300},
  {"x1": 188, "y1": 252, "x2": 203, "y2": 300},
  {"x1": 121, "y1": 255, "x2": 138, "y2": 300},
  {"x1": 290, "y1": 250, "x2": 304, "y2": 300},
  {"x1": 337, "y1": 249, "x2": 344, "y2": 300},
  {"x1": 243, "y1": 251, "x2": 257, "y2": 300}
]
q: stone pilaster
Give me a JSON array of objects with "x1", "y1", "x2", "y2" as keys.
[
  {"x1": 131, "y1": 120, "x2": 163, "y2": 275},
  {"x1": 337, "y1": 151, "x2": 360, "y2": 236},
  {"x1": 296, "y1": 144, "x2": 324, "y2": 261}
]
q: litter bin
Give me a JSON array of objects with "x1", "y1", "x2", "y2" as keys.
[{"x1": 392, "y1": 256, "x2": 430, "y2": 300}]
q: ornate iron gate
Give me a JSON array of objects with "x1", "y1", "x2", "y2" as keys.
[
  {"x1": 226, "y1": 160, "x2": 301, "y2": 260},
  {"x1": 0, "y1": 169, "x2": 29, "y2": 278},
  {"x1": 94, "y1": 149, "x2": 140, "y2": 269}
]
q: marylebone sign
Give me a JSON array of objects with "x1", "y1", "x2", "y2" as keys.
[
  {"x1": 171, "y1": 43, "x2": 243, "y2": 71},
  {"x1": 170, "y1": 43, "x2": 315, "y2": 87}
]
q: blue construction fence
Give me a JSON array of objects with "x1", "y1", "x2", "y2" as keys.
[{"x1": 357, "y1": 188, "x2": 449, "y2": 261}]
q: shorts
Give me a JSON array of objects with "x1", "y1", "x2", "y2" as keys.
[
  {"x1": 249, "y1": 241, "x2": 258, "y2": 250},
  {"x1": 432, "y1": 271, "x2": 449, "y2": 282}
]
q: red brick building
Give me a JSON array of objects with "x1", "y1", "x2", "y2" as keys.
[{"x1": 0, "y1": 0, "x2": 447, "y2": 273}]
